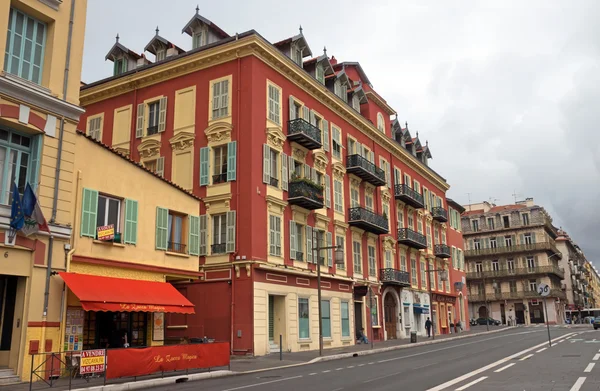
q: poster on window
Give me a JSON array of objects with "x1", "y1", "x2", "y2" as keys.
[
  {"x1": 153, "y1": 312, "x2": 164, "y2": 341},
  {"x1": 97, "y1": 224, "x2": 114, "y2": 241},
  {"x1": 65, "y1": 307, "x2": 84, "y2": 352}
]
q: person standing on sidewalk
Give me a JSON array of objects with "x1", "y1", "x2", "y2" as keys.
[{"x1": 425, "y1": 317, "x2": 432, "y2": 338}]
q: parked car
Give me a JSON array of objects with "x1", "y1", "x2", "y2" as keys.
[
  {"x1": 476, "y1": 317, "x2": 501, "y2": 326},
  {"x1": 593, "y1": 317, "x2": 600, "y2": 330}
]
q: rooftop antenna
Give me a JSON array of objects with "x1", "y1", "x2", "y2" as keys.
[
  {"x1": 488, "y1": 197, "x2": 498, "y2": 205},
  {"x1": 467, "y1": 193, "x2": 472, "y2": 211},
  {"x1": 512, "y1": 190, "x2": 520, "y2": 204}
]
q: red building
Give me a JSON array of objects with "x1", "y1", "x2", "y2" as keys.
[{"x1": 78, "y1": 9, "x2": 467, "y2": 355}]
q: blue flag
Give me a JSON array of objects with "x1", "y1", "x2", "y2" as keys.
[{"x1": 9, "y1": 182, "x2": 24, "y2": 231}]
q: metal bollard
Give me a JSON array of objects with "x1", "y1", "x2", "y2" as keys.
[{"x1": 279, "y1": 335, "x2": 282, "y2": 361}]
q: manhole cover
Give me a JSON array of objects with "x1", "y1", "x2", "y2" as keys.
[{"x1": 562, "y1": 355, "x2": 581, "y2": 357}]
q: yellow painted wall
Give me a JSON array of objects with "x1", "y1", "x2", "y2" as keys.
[
  {"x1": 0, "y1": 0, "x2": 88, "y2": 105},
  {"x1": 254, "y1": 281, "x2": 354, "y2": 356},
  {"x1": 172, "y1": 150, "x2": 193, "y2": 190},
  {"x1": 173, "y1": 86, "x2": 196, "y2": 134},
  {"x1": 72, "y1": 134, "x2": 200, "y2": 273},
  {"x1": 112, "y1": 105, "x2": 132, "y2": 149}
]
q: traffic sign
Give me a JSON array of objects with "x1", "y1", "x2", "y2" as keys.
[{"x1": 538, "y1": 283, "x2": 550, "y2": 297}]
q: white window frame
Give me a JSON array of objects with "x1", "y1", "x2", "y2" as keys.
[{"x1": 97, "y1": 194, "x2": 122, "y2": 233}]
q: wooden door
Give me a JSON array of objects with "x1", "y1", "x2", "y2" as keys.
[{"x1": 384, "y1": 295, "x2": 397, "y2": 339}]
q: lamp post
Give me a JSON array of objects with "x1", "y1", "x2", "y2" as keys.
[
  {"x1": 426, "y1": 267, "x2": 448, "y2": 340},
  {"x1": 312, "y1": 233, "x2": 344, "y2": 356}
]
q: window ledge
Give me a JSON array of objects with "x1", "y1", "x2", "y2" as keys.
[
  {"x1": 341, "y1": 336, "x2": 353, "y2": 341},
  {"x1": 38, "y1": 0, "x2": 62, "y2": 10},
  {"x1": 298, "y1": 338, "x2": 312, "y2": 343},
  {"x1": 166, "y1": 251, "x2": 190, "y2": 258},
  {"x1": 93, "y1": 240, "x2": 125, "y2": 248}
]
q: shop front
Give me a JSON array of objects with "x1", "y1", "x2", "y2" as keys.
[
  {"x1": 431, "y1": 293, "x2": 458, "y2": 335},
  {"x1": 59, "y1": 272, "x2": 195, "y2": 352}
]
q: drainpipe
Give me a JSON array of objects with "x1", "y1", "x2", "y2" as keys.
[{"x1": 43, "y1": 0, "x2": 76, "y2": 318}]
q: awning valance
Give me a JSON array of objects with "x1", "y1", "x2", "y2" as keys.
[{"x1": 60, "y1": 272, "x2": 194, "y2": 314}]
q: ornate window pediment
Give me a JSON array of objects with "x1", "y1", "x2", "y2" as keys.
[
  {"x1": 169, "y1": 131, "x2": 195, "y2": 152},
  {"x1": 383, "y1": 235, "x2": 396, "y2": 252},
  {"x1": 204, "y1": 121, "x2": 233, "y2": 144},
  {"x1": 381, "y1": 188, "x2": 391, "y2": 204},
  {"x1": 137, "y1": 139, "x2": 161, "y2": 159},
  {"x1": 313, "y1": 150, "x2": 329, "y2": 172},
  {"x1": 292, "y1": 146, "x2": 308, "y2": 163},
  {"x1": 113, "y1": 146, "x2": 130, "y2": 158},
  {"x1": 266, "y1": 127, "x2": 286, "y2": 150},
  {"x1": 332, "y1": 162, "x2": 346, "y2": 180}
]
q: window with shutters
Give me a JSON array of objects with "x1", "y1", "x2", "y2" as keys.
[
  {"x1": 417, "y1": 215, "x2": 423, "y2": 233},
  {"x1": 471, "y1": 219, "x2": 479, "y2": 232},
  {"x1": 505, "y1": 235, "x2": 513, "y2": 247},
  {"x1": 293, "y1": 222, "x2": 305, "y2": 261},
  {"x1": 156, "y1": 49, "x2": 166, "y2": 62},
  {"x1": 334, "y1": 80, "x2": 342, "y2": 98},
  {"x1": 404, "y1": 174, "x2": 411, "y2": 188},
  {"x1": 475, "y1": 262, "x2": 483, "y2": 272},
  {"x1": 291, "y1": 43, "x2": 303, "y2": 66},
  {"x1": 142, "y1": 157, "x2": 164, "y2": 177},
  {"x1": 526, "y1": 256, "x2": 535, "y2": 269},
  {"x1": 97, "y1": 194, "x2": 122, "y2": 239},
  {"x1": 529, "y1": 279, "x2": 537, "y2": 292},
  {"x1": 524, "y1": 233, "x2": 533, "y2": 245},
  {"x1": 509, "y1": 280, "x2": 517, "y2": 292},
  {"x1": 353, "y1": 241, "x2": 362, "y2": 274},
  {"x1": 113, "y1": 58, "x2": 127, "y2": 76},
  {"x1": 347, "y1": 137, "x2": 356, "y2": 155},
  {"x1": 411, "y1": 257, "x2": 417, "y2": 285},
  {"x1": 487, "y1": 217, "x2": 495, "y2": 230},
  {"x1": 211, "y1": 79, "x2": 230, "y2": 120},
  {"x1": 507, "y1": 259, "x2": 515, "y2": 270},
  {"x1": 334, "y1": 179, "x2": 343, "y2": 213},
  {"x1": 377, "y1": 113, "x2": 385, "y2": 132},
  {"x1": 365, "y1": 192, "x2": 374, "y2": 211},
  {"x1": 397, "y1": 208, "x2": 404, "y2": 228},
  {"x1": 441, "y1": 230, "x2": 446, "y2": 244},
  {"x1": 426, "y1": 223, "x2": 432, "y2": 249},
  {"x1": 490, "y1": 237, "x2": 497, "y2": 249},
  {"x1": 336, "y1": 235, "x2": 345, "y2": 269},
  {"x1": 430, "y1": 260, "x2": 436, "y2": 290},
  {"x1": 332, "y1": 125, "x2": 342, "y2": 159},
  {"x1": 400, "y1": 254, "x2": 407, "y2": 272},
  {"x1": 420, "y1": 260, "x2": 427, "y2": 288},
  {"x1": 4, "y1": 8, "x2": 46, "y2": 84},
  {"x1": 384, "y1": 249, "x2": 392, "y2": 269},
  {"x1": 407, "y1": 212, "x2": 414, "y2": 230},
  {"x1": 473, "y1": 239, "x2": 481, "y2": 250},
  {"x1": 87, "y1": 116, "x2": 103, "y2": 141},
  {"x1": 352, "y1": 94, "x2": 360, "y2": 111},
  {"x1": 413, "y1": 180, "x2": 420, "y2": 195},
  {"x1": 212, "y1": 145, "x2": 227, "y2": 184},
  {"x1": 167, "y1": 210, "x2": 187, "y2": 254},
  {"x1": 267, "y1": 81, "x2": 281, "y2": 125},
  {"x1": 269, "y1": 149, "x2": 279, "y2": 187},
  {"x1": 316, "y1": 63, "x2": 325, "y2": 84},
  {"x1": 502, "y1": 215, "x2": 510, "y2": 228},
  {"x1": 350, "y1": 187, "x2": 359, "y2": 208},
  {"x1": 192, "y1": 31, "x2": 203, "y2": 48},
  {"x1": 147, "y1": 101, "x2": 160, "y2": 135},
  {"x1": 269, "y1": 215, "x2": 282, "y2": 256},
  {"x1": 368, "y1": 245, "x2": 376, "y2": 276},
  {"x1": 0, "y1": 129, "x2": 38, "y2": 204},
  {"x1": 211, "y1": 214, "x2": 227, "y2": 254},
  {"x1": 434, "y1": 225, "x2": 439, "y2": 244},
  {"x1": 492, "y1": 260, "x2": 499, "y2": 271},
  {"x1": 521, "y1": 213, "x2": 530, "y2": 226}
]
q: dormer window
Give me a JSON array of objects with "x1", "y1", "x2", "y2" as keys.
[
  {"x1": 292, "y1": 44, "x2": 303, "y2": 66},
  {"x1": 352, "y1": 94, "x2": 360, "y2": 111},
  {"x1": 334, "y1": 80, "x2": 342, "y2": 97},
  {"x1": 113, "y1": 57, "x2": 127, "y2": 76},
  {"x1": 316, "y1": 64, "x2": 324, "y2": 84},
  {"x1": 193, "y1": 30, "x2": 203, "y2": 49},
  {"x1": 377, "y1": 113, "x2": 385, "y2": 132},
  {"x1": 156, "y1": 49, "x2": 166, "y2": 62}
]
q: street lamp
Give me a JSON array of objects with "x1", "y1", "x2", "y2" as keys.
[
  {"x1": 426, "y1": 267, "x2": 448, "y2": 340},
  {"x1": 312, "y1": 234, "x2": 344, "y2": 356}
]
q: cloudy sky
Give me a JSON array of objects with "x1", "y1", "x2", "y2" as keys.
[{"x1": 82, "y1": 0, "x2": 600, "y2": 264}]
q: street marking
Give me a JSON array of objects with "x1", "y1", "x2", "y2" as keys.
[
  {"x1": 584, "y1": 363, "x2": 595, "y2": 373},
  {"x1": 336, "y1": 368, "x2": 344, "y2": 371},
  {"x1": 363, "y1": 369, "x2": 406, "y2": 384},
  {"x1": 455, "y1": 376, "x2": 488, "y2": 390},
  {"x1": 494, "y1": 363, "x2": 515, "y2": 373},
  {"x1": 222, "y1": 375, "x2": 303, "y2": 391},
  {"x1": 331, "y1": 388, "x2": 343, "y2": 391},
  {"x1": 519, "y1": 354, "x2": 534, "y2": 361},
  {"x1": 322, "y1": 370, "x2": 331, "y2": 373},
  {"x1": 358, "y1": 364, "x2": 365, "y2": 366},
  {"x1": 347, "y1": 366, "x2": 355, "y2": 369},
  {"x1": 309, "y1": 373, "x2": 317, "y2": 376},
  {"x1": 425, "y1": 332, "x2": 575, "y2": 391},
  {"x1": 569, "y1": 377, "x2": 586, "y2": 391},
  {"x1": 593, "y1": 354, "x2": 600, "y2": 361},
  {"x1": 536, "y1": 348, "x2": 547, "y2": 353},
  {"x1": 558, "y1": 340, "x2": 565, "y2": 343},
  {"x1": 368, "y1": 362, "x2": 375, "y2": 365},
  {"x1": 566, "y1": 335, "x2": 573, "y2": 339}
]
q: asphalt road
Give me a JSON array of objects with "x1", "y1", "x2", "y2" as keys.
[{"x1": 151, "y1": 327, "x2": 581, "y2": 391}]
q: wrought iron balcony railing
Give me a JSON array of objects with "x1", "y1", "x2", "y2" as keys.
[
  {"x1": 211, "y1": 243, "x2": 226, "y2": 254},
  {"x1": 432, "y1": 207, "x2": 448, "y2": 222},
  {"x1": 464, "y1": 242, "x2": 560, "y2": 258},
  {"x1": 380, "y1": 268, "x2": 411, "y2": 286},
  {"x1": 434, "y1": 244, "x2": 451, "y2": 258},
  {"x1": 287, "y1": 118, "x2": 322, "y2": 150},
  {"x1": 394, "y1": 184, "x2": 424, "y2": 208},
  {"x1": 346, "y1": 154, "x2": 387, "y2": 187},
  {"x1": 468, "y1": 289, "x2": 566, "y2": 302},
  {"x1": 466, "y1": 265, "x2": 565, "y2": 280},
  {"x1": 288, "y1": 180, "x2": 324, "y2": 210},
  {"x1": 397, "y1": 228, "x2": 427, "y2": 250},
  {"x1": 168, "y1": 241, "x2": 186, "y2": 254},
  {"x1": 348, "y1": 207, "x2": 389, "y2": 235}
]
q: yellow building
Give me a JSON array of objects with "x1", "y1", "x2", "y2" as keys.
[{"x1": 0, "y1": 0, "x2": 88, "y2": 382}]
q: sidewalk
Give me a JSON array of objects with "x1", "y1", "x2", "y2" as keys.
[{"x1": 4, "y1": 326, "x2": 513, "y2": 391}]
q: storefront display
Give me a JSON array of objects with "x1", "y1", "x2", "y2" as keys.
[{"x1": 65, "y1": 307, "x2": 84, "y2": 352}]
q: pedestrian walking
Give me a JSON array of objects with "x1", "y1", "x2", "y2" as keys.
[{"x1": 425, "y1": 317, "x2": 432, "y2": 338}]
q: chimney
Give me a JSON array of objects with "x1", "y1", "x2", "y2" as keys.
[{"x1": 330, "y1": 55, "x2": 338, "y2": 66}]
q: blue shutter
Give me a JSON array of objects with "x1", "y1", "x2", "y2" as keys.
[
  {"x1": 306, "y1": 226, "x2": 313, "y2": 263},
  {"x1": 80, "y1": 188, "x2": 98, "y2": 238},
  {"x1": 227, "y1": 141, "x2": 237, "y2": 181},
  {"x1": 188, "y1": 215, "x2": 200, "y2": 255},
  {"x1": 155, "y1": 207, "x2": 168, "y2": 250},
  {"x1": 200, "y1": 147, "x2": 209, "y2": 186},
  {"x1": 290, "y1": 220, "x2": 296, "y2": 260},
  {"x1": 27, "y1": 134, "x2": 42, "y2": 192},
  {"x1": 124, "y1": 199, "x2": 138, "y2": 244}
]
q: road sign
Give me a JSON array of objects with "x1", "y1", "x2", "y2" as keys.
[{"x1": 538, "y1": 283, "x2": 550, "y2": 297}]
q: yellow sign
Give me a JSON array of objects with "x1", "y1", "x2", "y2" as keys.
[
  {"x1": 97, "y1": 224, "x2": 114, "y2": 241},
  {"x1": 80, "y1": 349, "x2": 106, "y2": 374}
]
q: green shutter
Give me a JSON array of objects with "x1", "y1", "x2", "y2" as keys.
[
  {"x1": 227, "y1": 141, "x2": 237, "y2": 181},
  {"x1": 199, "y1": 147, "x2": 209, "y2": 186},
  {"x1": 325, "y1": 174, "x2": 331, "y2": 208},
  {"x1": 306, "y1": 226, "x2": 313, "y2": 263},
  {"x1": 27, "y1": 135, "x2": 42, "y2": 192},
  {"x1": 113, "y1": 60, "x2": 119, "y2": 76},
  {"x1": 80, "y1": 188, "x2": 98, "y2": 238},
  {"x1": 124, "y1": 199, "x2": 138, "y2": 244},
  {"x1": 188, "y1": 215, "x2": 200, "y2": 255},
  {"x1": 327, "y1": 231, "x2": 333, "y2": 267},
  {"x1": 121, "y1": 57, "x2": 128, "y2": 74},
  {"x1": 290, "y1": 220, "x2": 296, "y2": 260},
  {"x1": 199, "y1": 215, "x2": 207, "y2": 256},
  {"x1": 155, "y1": 207, "x2": 168, "y2": 250},
  {"x1": 226, "y1": 210, "x2": 236, "y2": 253}
]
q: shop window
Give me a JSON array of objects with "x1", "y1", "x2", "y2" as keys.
[
  {"x1": 321, "y1": 300, "x2": 331, "y2": 338},
  {"x1": 341, "y1": 301, "x2": 350, "y2": 337},
  {"x1": 371, "y1": 296, "x2": 379, "y2": 326},
  {"x1": 298, "y1": 298, "x2": 310, "y2": 339}
]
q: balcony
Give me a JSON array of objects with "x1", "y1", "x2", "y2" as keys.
[
  {"x1": 468, "y1": 289, "x2": 566, "y2": 302},
  {"x1": 287, "y1": 118, "x2": 322, "y2": 150},
  {"x1": 394, "y1": 184, "x2": 424, "y2": 209},
  {"x1": 432, "y1": 207, "x2": 448, "y2": 222},
  {"x1": 348, "y1": 207, "x2": 389, "y2": 235},
  {"x1": 287, "y1": 179, "x2": 324, "y2": 210},
  {"x1": 434, "y1": 244, "x2": 451, "y2": 259},
  {"x1": 346, "y1": 154, "x2": 387, "y2": 187},
  {"x1": 168, "y1": 241, "x2": 186, "y2": 254},
  {"x1": 466, "y1": 265, "x2": 565, "y2": 280},
  {"x1": 397, "y1": 228, "x2": 427, "y2": 250},
  {"x1": 464, "y1": 241, "x2": 560, "y2": 258},
  {"x1": 211, "y1": 243, "x2": 226, "y2": 254},
  {"x1": 380, "y1": 268, "x2": 411, "y2": 286}
]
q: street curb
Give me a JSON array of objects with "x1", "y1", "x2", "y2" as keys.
[
  {"x1": 308, "y1": 327, "x2": 516, "y2": 363},
  {"x1": 70, "y1": 370, "x2": 233, "y2": 391}
]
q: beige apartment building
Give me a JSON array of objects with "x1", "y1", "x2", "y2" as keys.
[
  {"x1": 462, "y1": 198, "x2": 566, "y2": 325},
  {"x1": 556, "y1": 229, "x2": 590, "y2": 317}
]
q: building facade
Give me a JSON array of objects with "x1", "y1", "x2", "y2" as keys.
[
  {"x1": 556, "y1": 229, "x2": 589, "y2": 319},
  {"x1": 78, "y1": 9, "x2": 467, "y2": 356},
  {"x1": 0, "y1": 0, "x2": 88, "y2": 382},
  {"x1": 463, "y1": 199, "x2": 566, "y2": 325}
]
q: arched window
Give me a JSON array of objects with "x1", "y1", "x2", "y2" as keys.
[{"x1": 377, "y1": 113, "x2": 385, "y2": 132}]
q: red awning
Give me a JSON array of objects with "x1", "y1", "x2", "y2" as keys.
[{"x1": 60, "y1": 272, "x2": 194, "y2": 314}]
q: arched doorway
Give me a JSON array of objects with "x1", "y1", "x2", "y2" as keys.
[
  {"x1": 478, "y1": 305, "x2": 488, "y2": 318},
  {"x1": 384, "y1": 294, "x2": 397, "y2": 339}
]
